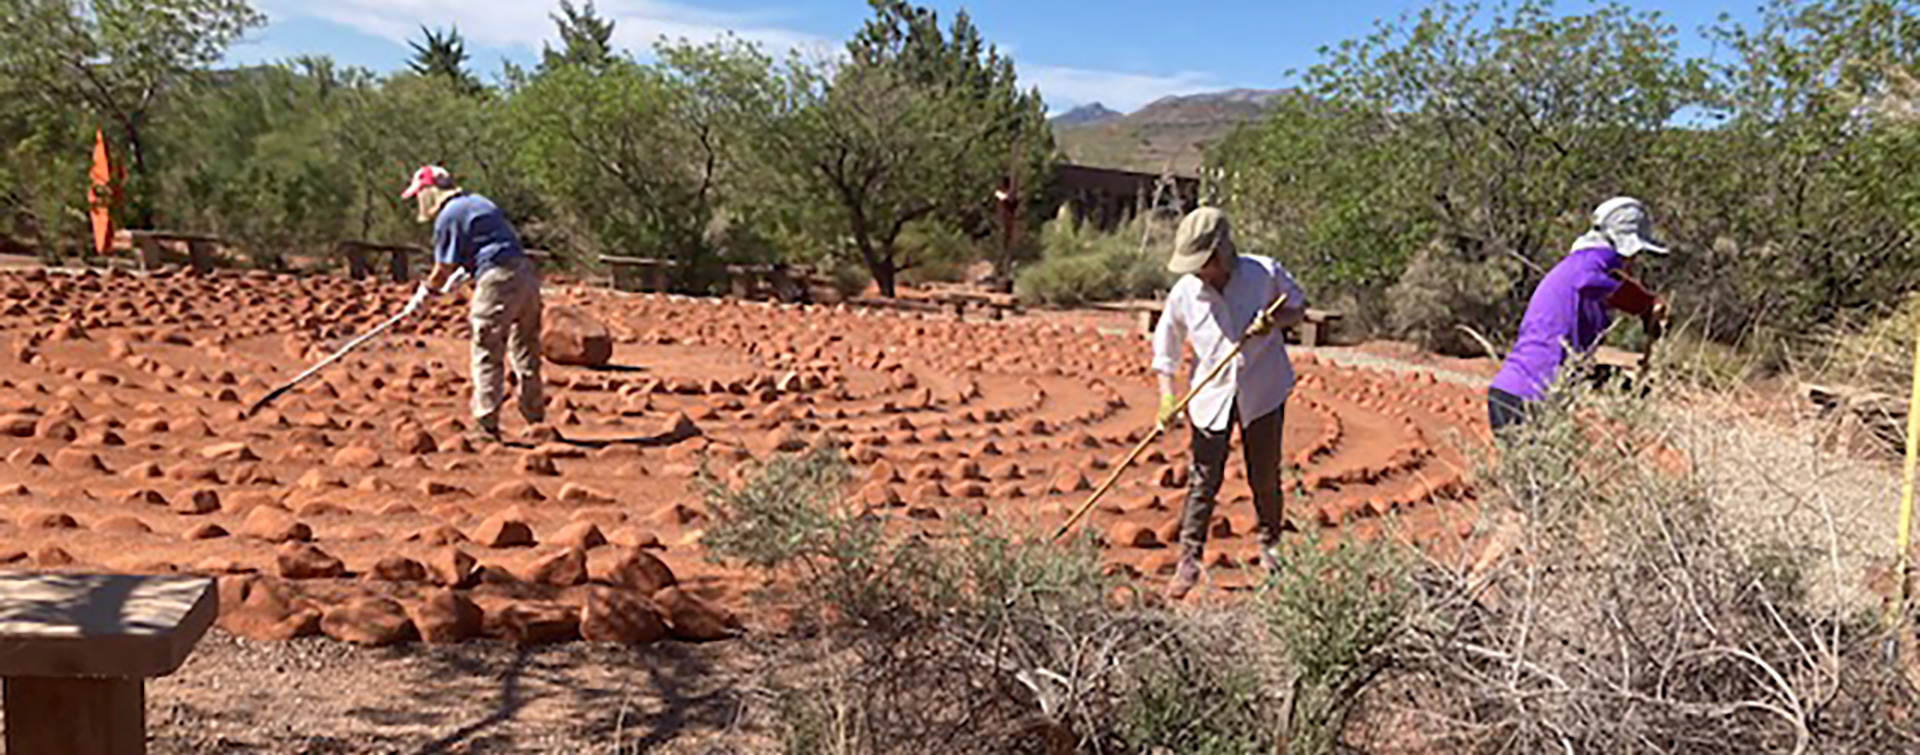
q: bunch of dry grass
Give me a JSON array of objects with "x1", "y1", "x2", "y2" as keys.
[{"x1": 1356, "y1": 384, "x2": 1920, "y2": 753}]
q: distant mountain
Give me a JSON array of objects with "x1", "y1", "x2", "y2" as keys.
[
  {"x1": 1049, "y1": 102, "x2": 1122, "y2": 127},
  {"x1": 1053, "y1": 88, "x2": 1289, "y2": 174}
]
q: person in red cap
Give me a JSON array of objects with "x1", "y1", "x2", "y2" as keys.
[{"x1": 402, "y1": 165, "x2": 547, "y2": 442}]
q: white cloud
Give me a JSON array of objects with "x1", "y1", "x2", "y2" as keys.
[
  {"x1": 261, "y1": 0, "x2": 829, "y2": 58},
  {"x1": 1021, "y1": 64, "x2": 1226, "y2": 114},
  {"x1": 256, "y1": 1, "x2": 1230, "y2": 113}
]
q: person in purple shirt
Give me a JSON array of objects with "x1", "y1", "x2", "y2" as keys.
[{"x1": 1488, "y1": 197, "x2": 1670, "y2": 430}]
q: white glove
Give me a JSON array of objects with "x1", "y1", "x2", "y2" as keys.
[
  {"x1": 403, "y1": 283, "x2": 431, "y2": 316},
  {"x1": 440, "y1": 266, "x2": 471, "y2": 295}
]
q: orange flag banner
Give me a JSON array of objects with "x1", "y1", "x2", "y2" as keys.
[{"x1": 88, "y1": 128, "x2": 115, "y2": 255}]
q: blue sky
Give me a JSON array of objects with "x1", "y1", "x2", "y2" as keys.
[{"x1": 229, "y1": 0, "x2": 1766, "y2": 113}]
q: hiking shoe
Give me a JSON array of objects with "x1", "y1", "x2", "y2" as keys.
[
  {"x1": 1166, "y1": 555, "x2": 1202, "y2": 601},
  {"x1": 464, "y1": 426, "x2": 503, "y2": 446}
]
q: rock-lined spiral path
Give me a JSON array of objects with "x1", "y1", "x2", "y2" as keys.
[{"x1": 0, "y1": 267, "x2": 1486, "y2": 645}]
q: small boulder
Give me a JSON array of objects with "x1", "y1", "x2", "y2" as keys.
[
  {"x1": 240, "y1": 507, "x2": 312, "y2": 543},
  {"x1": 369, "y1": 556, "x2": 429, "y2": 583},
  {"x1": 523, "y1": 547, "x2": 588, "y2": 587},
  {"x1": 580, "y1": 588, "x2": 668, "y2": 645},
  {"x1": 407, "y1": 589, "x2": 482, "y2": 644},
  {"x1": 472, "y1": 513, "x2": 535, "y2": 548},
  {"x1": 429, "y1": 548, "x2": 479, "y2": 588},
  {"x1": 541, "y1": 306, "x2": 614, "y2": 367},
  {"x1": 593, "y1": 547, "x2": 677, "y2": 594},
  {"x1": 652, "y1": 586, "x2": 739, "y2": 641},
  {"x1": 485, "y1": 601, "x2": 580, "y2": 645},
  {"x1": 320, "y1": 597, "x2": 417, "y2": 646},
  {"x1": 276, "y1": 543, "x2": 345, "y2": 579}
]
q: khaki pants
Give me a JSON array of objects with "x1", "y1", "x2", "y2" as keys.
[
  {"x1": 1178, "y1": 403, "x2": 1285, "y2": 558},
  {"x1": 470, "y1": 256, "x2": 544, "y2": 431}
]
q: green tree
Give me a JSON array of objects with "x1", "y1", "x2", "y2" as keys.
[
  {"x1": 506, "y1": 58, "x2": 708, "y2": 273},
  {"x1": 1665, "y1": 0, "x2": 1920, "y2": 334},
  {"x1": 408, "y1": 25, "x2": 482, "y2": 95},
  {"x1": 0, "y1": 0, "x2": 266, "y2": 226},
  {"x1": 541, "y1": 0, "x2": 615, "y2": 72},
  {"x1": 1219, "y1": 0, "x2": 1707, "y2": 350},
  {"x1": 749, "y1": 0, "x2": 1052, "y2": 297}
]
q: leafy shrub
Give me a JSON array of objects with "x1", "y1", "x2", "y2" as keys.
[
  {"x1": 1014, "y1": 206, "x2": 1171, "y2": 306},
  {"x1": 1261, "y1": 536, "x2": 1412, "y2": 755},
  {"x1": 1386, "y1": 240, "x2": 1519, "y2": 356}
]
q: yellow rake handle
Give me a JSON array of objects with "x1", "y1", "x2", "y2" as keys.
[{"x1": 1052, "y1": 293, "x2": 1290, "y2": 542}]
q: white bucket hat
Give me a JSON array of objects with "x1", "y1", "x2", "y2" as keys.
[
  {"x1": 1591, "y1": 197, "x2": 1669, "y2": 258},
  {"x1": 1168, "y1": 207, "x2": 1237, "y2": 274}
]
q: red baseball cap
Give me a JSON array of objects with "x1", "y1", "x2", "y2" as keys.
[{"x1": 400, "y1": 165, "x2": 453, "y2": 199}]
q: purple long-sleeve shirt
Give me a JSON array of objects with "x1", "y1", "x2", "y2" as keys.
[{"x1": 1489, "y1": 246, "x2": 1625, "y2": 400}]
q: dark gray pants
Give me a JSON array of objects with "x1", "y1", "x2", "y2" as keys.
[{"x1": 1179, "y1": 404, "x2": 1285, "y2": 558}]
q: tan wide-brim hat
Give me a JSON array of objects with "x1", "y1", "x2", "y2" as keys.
[{"x1": 1169, "y1": 207, "x2": 1237, "y2": 274}]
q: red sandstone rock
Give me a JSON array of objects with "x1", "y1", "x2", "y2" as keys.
[
  {"x1": 473, "y1": 513, "x2": 536, "y2": 548},
  {"x1": 321, "y1": 597, "x2": 417, "y2": 646},
  {"x1": 171, "y1": 488, "x2": 221, "y2": 515},
  {"x1": 19, "y1": 511, "x2": 78, "y2": 529},
  {"x1": 486, "y1": 601, "x2": 580, "y2": 645},
  {"x1": 276, "y1": 543, "x2": 345, "y2": 579},
  {"x1": 594, "y1": 548, "x2": 677, "y2": 594},
  {"x1": 183, "y1": 523, "x2": 229, "y2": 540},
  {"x1": 429, "y1": 548, "x2": 479, "y2": 588},
  {"x1": 241, "y1": 508, "x2": 312, "y2": 543},
  {"x1": 51, "y1": 449, "x2": 106, "y2": 473},
  {"x1": 488, "y1": 480, "x2": 546, "y2": 501},
  {"x1": 332, "y1": 446, "x2": 383, "y2": 468},
  {"x1": 580, "y1": 588, "x2": 668, "y2": 645},
  {"x1": 407, "y1": 589, "x2": 483, "y2": 644},
  {"x1": 523, "y1": 547, "x2": 588, "y2": 587},
  {"x1": 556, "y1": 482, "x2": 615, "y2": 504},
  {"x1": 94, "y1": 515, "x2": 151, "y2": 534},
  {"x1": 199, "y1": 441, "x2": 259, "y2": 462},
  {"x1": 370, "y1": 556, "x2": 429, "y2": 582},
  {"x1": 550, "y1": 521, "x2": 607, "y2": 550},
  {"x1": 653, "y1": 586, "x2": 739, "y2": 641},
  {"x1": 542, "y1": 306, "x2": 614, "y2": 367}
]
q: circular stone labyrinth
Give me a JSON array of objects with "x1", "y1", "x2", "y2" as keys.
[{"x1": 0, "y1": 267, "x2": 1488, "y2": 646}]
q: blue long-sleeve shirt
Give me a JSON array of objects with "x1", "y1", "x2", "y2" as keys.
[{"x1": 433, "y1": 194, "x2": 526, "y2": 274}]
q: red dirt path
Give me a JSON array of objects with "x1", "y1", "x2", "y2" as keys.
[{"x1": 0, "y1": 267, "x2": 1488, "y2": 645}]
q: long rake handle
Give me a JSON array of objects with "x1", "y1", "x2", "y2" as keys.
[
  {"x1": 242, "y1": 305, "x2": 415, "y2": 418},
  {"x1": 1052, "y1": 293, "x2": 1290, "y2": 541}
]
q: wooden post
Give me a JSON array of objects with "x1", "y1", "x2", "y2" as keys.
[
  {"x1": 133, "y1": 234, "x2": 164, "y2": 272},
  {"x1": 389, "y1": 247, "x2": 411, "y2": 283},
  {"x1": 186, "y1": 240, "x2": 215, "y2": 275},
  {"x1": 342, "y1": 243, "x2": 371, "y2": 280},
  {"x1": 0, "y1": 574, "x2": 214, "y2": 755},
  {"x1": 5, "y1": 677, "x2": 145, "y2": 755}
]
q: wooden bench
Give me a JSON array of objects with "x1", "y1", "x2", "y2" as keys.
[
  {"x1": 122, "y1": 230, "x2": 232, "y2": 275},
  {"x1": 334, "y1": 241, "x2": 425, "y2": 283},
  {"x1": 600, "y1": 255, "x2": 678, "y2": 293},
  {"x1": 924, "y1": 288, "x2": 1020, "y2": 321},
  {"x1": 0, "y1": 573, "x2": 216, "y2": 754},
  {"x1": 1296, "y1": 308, "x2": 1344, "y2": 347},
  {"x1": 1094, "y1": 301, "x2": 1343, "y2": 345}
]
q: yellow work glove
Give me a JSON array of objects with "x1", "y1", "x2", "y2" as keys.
[
  {"x1": 1246, "y1": 308, "x2": 1277, "y2": 338},
  {"x1": 1156, "y1": 393, "x2": 1179, "y2": 429}
]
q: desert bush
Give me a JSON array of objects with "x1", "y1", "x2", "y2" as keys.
[
  {"x1": 1386, "y1": 240, "x2": 1521, "y2": 356},
  {"x1": 1262, "y1": 536, "x2": 1412, "y2": 755},
  {"x1": 1015, "y1": 207, "x2": 1171, "y2": 306},
  {"x1": 708, "y1": 445, "x2": 1292, "y2": 754},
  {"x1": 1364, "y1": 381, "x2": 1920, "y2": 753}
]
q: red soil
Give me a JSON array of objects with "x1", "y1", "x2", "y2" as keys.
[{"x1": 0, "y1": 267, "x2": 1489, "y2": 644}]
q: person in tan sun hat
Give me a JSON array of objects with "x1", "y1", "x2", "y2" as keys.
[
  {"x1": 1151, "y1": 206, "x2": 1310, "y2": 599},
  {"x1": 401, "y1": 165, "x2": 548, "y2": 444}
]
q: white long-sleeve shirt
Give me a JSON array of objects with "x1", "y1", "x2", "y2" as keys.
[{"x1": 1151, "y1": 254, "x2": 1308, "y2": 432}]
